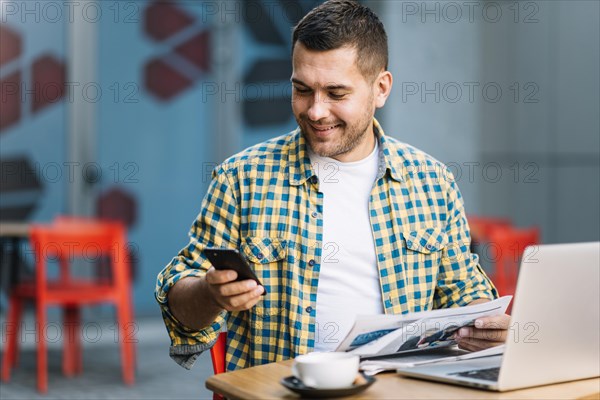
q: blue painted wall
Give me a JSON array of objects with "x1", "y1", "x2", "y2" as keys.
[{"x1": 2, "y1": 1, "x2": 598, "y2": 317}]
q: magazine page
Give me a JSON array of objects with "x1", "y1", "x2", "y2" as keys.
[
  {"x1": 360, "y1": 345, "x2": 505, "y2": 376},
  {"x1": 337, "y1": 296, "x2": 512, "y2": 355},
  {"x1": 335, "y1": 309, "x2": 456, "y2": 352}
]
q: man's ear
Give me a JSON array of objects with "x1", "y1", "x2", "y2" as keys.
[{"x1": 374, "y1": 71, "x2": 393, "y2": 108}]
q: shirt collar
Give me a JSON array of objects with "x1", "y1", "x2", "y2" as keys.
[
  {"x1": 288, "y1": 118, "x2": 403, "y2": 186},
  {"x1": 373, "y1": 119, "x2": 404, "y2": 182},
  {"x1": 288, "y1": 127, "x2": 314, "y2": 186}
]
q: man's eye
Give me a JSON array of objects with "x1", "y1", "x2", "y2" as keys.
[
  {"x1": 329, "y1": 93, "x2": 346, "y2": 100},
  {"x1": 293, "y1": 86, "x2": 310, "y2": 94}
]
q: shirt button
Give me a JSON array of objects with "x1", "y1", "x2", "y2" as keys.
[
  {"x1": 311, "y1": 212, "x2": 318, "y2": 218},
  {"x1": 426, "y1": 244, "x2": 433, "y2": 250},
  {"x1": 256, "y1": 252, "x2": 264, "y2": 260},
  {"x1": 310, "y1": 176, "x2": 318, "y2": 184},
  {"x1": 305, "y1": 306, "x2": 313, "y2": 313},
  {"x1": 308, "y1": 259, "x2": 315, "y2": 266}
]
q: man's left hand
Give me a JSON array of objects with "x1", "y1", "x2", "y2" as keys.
[{"x1": 455, "y1": 314, "x2": 511, "y2": 351}]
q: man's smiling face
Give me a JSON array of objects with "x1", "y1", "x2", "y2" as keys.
[{"x1": 291, "y1": 43, "x2": 383, "y2": 162}]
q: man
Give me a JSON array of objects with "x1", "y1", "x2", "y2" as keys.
[{"x1": 155, "y1": 0, "x2": 509, "y2": 370}]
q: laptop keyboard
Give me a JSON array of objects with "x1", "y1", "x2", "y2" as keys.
[{"x1": 450, "y1": 367, "x2": 500, "y2": 381}]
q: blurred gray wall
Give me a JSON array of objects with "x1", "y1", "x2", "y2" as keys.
[{"x1": 380, "y1": 0, "x2": 599, "y2": 243}]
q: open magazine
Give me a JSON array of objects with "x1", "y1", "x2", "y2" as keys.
[{"x1": 336, "y1": 296, "x2": 512, "y2": 358}]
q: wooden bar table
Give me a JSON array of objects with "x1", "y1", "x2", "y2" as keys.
[
  {"x1": 206, "y1": 359, "x2": 600, "y2": 400},
  {"x1": 0, "y1": 222, "x2": 30, "y2": 237}
]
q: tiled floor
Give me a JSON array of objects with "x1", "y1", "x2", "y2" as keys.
[{"x1": 0, "y1": 316, "x2": 214, "y2": 399}]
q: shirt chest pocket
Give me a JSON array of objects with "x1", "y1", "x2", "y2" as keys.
[
  {"x1": 240, "y1": 236, "x2": 287, "y2": 319},
  {"x1": 401, "y1": 227, "x2": 448, "y2": 308}
]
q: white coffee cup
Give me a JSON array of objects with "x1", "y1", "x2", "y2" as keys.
[{"x1": 292, "y1": 352, "x2": 360, "y2": 389}]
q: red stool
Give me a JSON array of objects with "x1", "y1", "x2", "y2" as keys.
[
  {"x1": 1, "y1": 221, "x2": 135, "y2": 392},
  {"x1": 210, "y1": 332, "x2": 227, "y2": 400},
  {"x1": 467, "y1": 215, "x2": 512, "y2": 244},
  {"x1": 488, "y1": 226, "x2": 540, "y2": 298}
]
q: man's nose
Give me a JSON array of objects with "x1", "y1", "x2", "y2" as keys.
[{"x1": 306, "y1": 94, "x2": 330, "y2": 122}]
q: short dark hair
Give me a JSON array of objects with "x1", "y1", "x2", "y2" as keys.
[{"x1": 292, "y1": 0, "x2": 388, "y2": 81}]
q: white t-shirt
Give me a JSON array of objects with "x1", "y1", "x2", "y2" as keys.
[{"x1": 309, "y1": 141, "x2": 384, "y2": 352}]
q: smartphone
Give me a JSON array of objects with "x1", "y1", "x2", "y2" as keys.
[{"x1": 202, "y1": 247, "x2": 266, "y2": 295}]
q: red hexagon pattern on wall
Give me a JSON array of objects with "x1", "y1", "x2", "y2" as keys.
[
  {"x1": 175, "y1": 30, "x2": 211, "y2": 72},
  {"x1": 0, "y1": 24, "x2": 66, "y2": 132},
  {"x1": 96, "y1": 186, "x2": 137, "y2": 228},
  {"x1": 144, "y1": 2, "x2": 195, "y2": 42},
  {"x1": 31, "y1": 54, "x2": 66, "y2": 113},
  {"x1": 142, "y1": 1, "x2": 211, "y2": 100},
  {"x1": 144, "y1": 58, "x2": 193, "y2": 101},
  {"x1": 96, "y1": 187, "x2": 139, "y2": 281},
  {"x1": 0, "y1": 71, "x2": 21, "y2": 131},
  {"x1": 0, "y1": 24, "x2": 22, "y2": 66}
]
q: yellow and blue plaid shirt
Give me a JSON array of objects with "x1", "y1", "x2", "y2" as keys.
[{"x1": 155, "y1": 119, "x2": 497, "y2": 370}]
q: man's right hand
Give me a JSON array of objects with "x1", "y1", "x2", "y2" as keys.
[
  {"x1": 205, "y1": 267, "x2": 265, "y2": 312},
  {"x1": 168, "y1": 268, "x2": 265, "y2": 331}
]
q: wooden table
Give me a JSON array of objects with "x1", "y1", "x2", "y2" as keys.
[
  {"x1": 206, "y1": 359, "x2": 600, "y2": 400},
  {"x1": 0, "y1": 222, "x2": 31, "y2": 238}
]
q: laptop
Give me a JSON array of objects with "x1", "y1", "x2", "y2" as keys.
[{"x1": 397, "y1": 242, "x2": 600, "y2": 391}]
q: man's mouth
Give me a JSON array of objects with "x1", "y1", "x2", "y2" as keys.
[{"x1": 308, "y1": 123, "x2": 342, "y2": 135}]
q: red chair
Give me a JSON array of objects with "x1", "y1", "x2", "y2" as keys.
[
  {"x1": 466, "y1": 215, "x2": 513, "y2": 276},
  {"x1": 488, "y1": 226, "x2": 540, "y2": 298},
  {"x1": 210, "y1": 332, "x2": 227, "y2": 400},
  {"x1": 51, "y1": 216, "x2": 136, "y2": 378},
  {"x1": 467, "y1": 215, "x2": 512, "y2": 244},
  {"x1": 1, "y1": 221, "x2": 135, "y2": 393}
]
